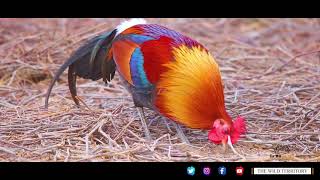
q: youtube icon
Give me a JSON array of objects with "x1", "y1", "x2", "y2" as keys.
[{"x1": 236, "y1": 166, "x2": 244, "y2": 176}]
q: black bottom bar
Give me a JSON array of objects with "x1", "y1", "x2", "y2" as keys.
[{"x1": 0, "y1": 162, "x2": 319, "y2": 178}]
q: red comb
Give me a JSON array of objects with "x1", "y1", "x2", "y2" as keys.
[{"x1": 230, "y1": 116, "x2": 246, "y2": 144}]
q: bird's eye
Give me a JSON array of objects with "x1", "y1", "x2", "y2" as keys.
[{"x1": 223, "y1": 129, "x2": 230, "y2": 134}]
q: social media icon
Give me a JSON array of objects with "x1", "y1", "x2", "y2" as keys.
[
  {"x1": 187, "y1": 166, "x2": 196, "y2": 176},
  {"x1": 203, "y1": 167, "x2": 211, "y2": 176},
  {"x1": 218, "y1": 166, "x2": 227, "y2": 176},
  {"x1": 236, "y1": 166, "x2": 244, "y2": 176}
]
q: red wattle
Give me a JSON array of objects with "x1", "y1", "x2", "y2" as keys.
[{"x1": 208, "y1": 129, "x2": 221, "y2": 144}]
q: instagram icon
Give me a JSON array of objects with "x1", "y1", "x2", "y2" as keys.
[{"x1": 203, "y1": 167, "x2": 211, "y2": 176}]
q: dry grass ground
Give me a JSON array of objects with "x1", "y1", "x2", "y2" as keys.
[{"x1": 0, "y1": 18, "x2": 320, "y2": 162}]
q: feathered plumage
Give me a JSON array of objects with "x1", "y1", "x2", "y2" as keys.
[{"x1": 45, "y1": 19, "x2": 246, "y2": 145}]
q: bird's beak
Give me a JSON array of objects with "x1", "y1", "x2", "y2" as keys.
[
  {"x1": 226, "y1": 135, "x2": 246, "y2": 159},
  {"x1": 222, "y1": 138, "x2": 228, "y2": 153}
]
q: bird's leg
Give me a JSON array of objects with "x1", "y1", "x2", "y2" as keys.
[
  {"x1": 172, "y1": 121, "x2": 190, "y2": 145},
  {"x1": 136, "y1": 107, "x2": 152, "y2": 141}
]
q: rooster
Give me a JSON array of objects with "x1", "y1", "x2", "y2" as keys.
[{"x1": 45, "y1": 19, "x2": 246, "y2": 148}]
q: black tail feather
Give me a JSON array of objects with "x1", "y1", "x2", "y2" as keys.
[
  {"x1": 44, "y1": 29, "x2": 117, "y2": 108},
  {"x1": 68, "y1": 63, "x2": 79, "y2": 105}
]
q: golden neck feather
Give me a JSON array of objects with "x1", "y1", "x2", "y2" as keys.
[{"x1": 155, "y1": 45, "x2": 231, "y2": 129}]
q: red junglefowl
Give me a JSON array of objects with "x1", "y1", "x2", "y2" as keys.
[{"x1": 45, "y1": 19, "x2": 246, "y2": 148}]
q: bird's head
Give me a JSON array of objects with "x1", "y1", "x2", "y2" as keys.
[{"x1": 208, "y1": 116, "x2": 246, "y2": 145}]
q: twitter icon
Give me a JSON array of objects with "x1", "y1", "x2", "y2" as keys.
[{"x1": 187, "y1": 166, "x2": 196, "y2": 176}]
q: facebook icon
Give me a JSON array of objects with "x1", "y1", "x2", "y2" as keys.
[{"x1": 218, "y1": 166, "x2": 227, "y2": 176}]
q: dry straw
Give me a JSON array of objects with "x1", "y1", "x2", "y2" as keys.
[{"x1": 0, "y1": 18, "x2": 319, "y2": 162}]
